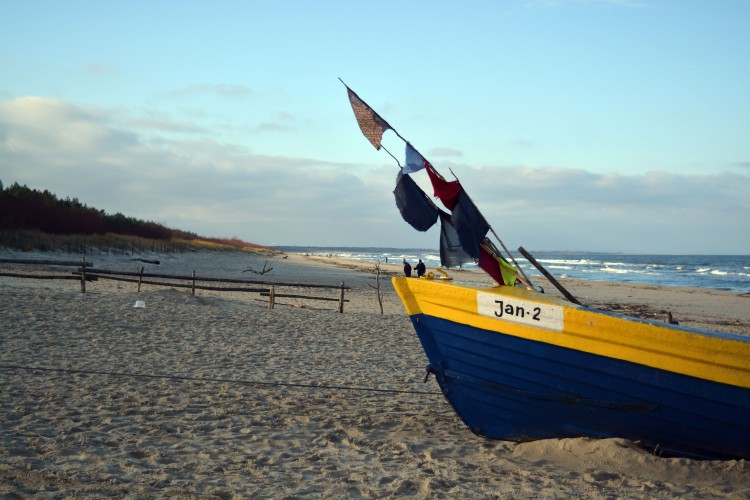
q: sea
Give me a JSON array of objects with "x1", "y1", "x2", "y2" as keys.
[{"x1": 277, "y1": 247, "x2": 750, "y2": 294}]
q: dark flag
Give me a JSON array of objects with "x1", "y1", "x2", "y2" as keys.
[
  {"x1": 345, "y1": 87, "x2": 391, "y2": 150},
  {"x1": 425, "y1": 162, "x2": 461, "y2": 210},
  {"x1": 439, "y1": 211, "x2": 474, "y2": 268},
  {"x1": 451, "y1": 190, "x2": 490, "y2": 259},
  {"x1": 393, "y1": 173, "x2": 439, "y2": 232}
]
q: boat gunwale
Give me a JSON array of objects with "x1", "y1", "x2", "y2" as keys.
[
  {"x1": 392, "y1": 276, "x2": 750, "y2": 389},
  {"x1": 398, "y1": 276, "x2": 750, "y2": 342}
]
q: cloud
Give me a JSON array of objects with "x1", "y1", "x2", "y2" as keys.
[
  {"x1": 427, "y1": 147, "x2": 463, "y2": 158},
  {"x1": 0, "y1": 96, "x2": 388, "y2": 239},
  {"x1": 254, "y1": 112, "x2": 297, "y2": 133},
  {"x1": 0, "y1": 97, "x2": 138, "y2": 155},
  {"x1": 458, "y1": 165, "x2": 749, "y2": 253},
  {"x1": 0, "y1": 96, "x2": 747, "y2": 254},
  {"x1": 468, "y1": 166, "x2": 746, "y2": 211},
  {"x1": 126, "y1": 114, "x2": 209, "y2": 134}
]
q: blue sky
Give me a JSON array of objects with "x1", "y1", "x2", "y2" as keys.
[{"x1": 1, "y1": 0, "x2": 748, "y2": 253}]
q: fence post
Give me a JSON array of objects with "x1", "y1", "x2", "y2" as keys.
[
  {"x1": 80, "y1": 256, "x2": 86, "y2": 293},
  {"x1": 374, "y1": 263, "x2": 384, "y2": 314},
  {"x1": 339, "y1": 282, "x2": 345, "y2": 313},
  {"x1": 268, "y1": 285, "x2": 275, "y2": 309},
  {"x1": 191, "y1": 270, "x2": 196, "y2": 296},
  {"x1": 137, "y1": 266, "x2": 144, "y2": 292}
]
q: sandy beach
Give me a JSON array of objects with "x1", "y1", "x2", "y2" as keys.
[{"x1": 1, "y1": 251, "x2": 748, "y2": 498}]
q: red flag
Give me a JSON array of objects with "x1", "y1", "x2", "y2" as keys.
[
  {"x1": 479, "y1": 247, "x2": 506, "y2": 285},
  {"x1": 425, "y1": 162, "x2": 461, "y2": 210},
  {"x1": 346, "y1": 87, "x2": 391, "y2": 150}
]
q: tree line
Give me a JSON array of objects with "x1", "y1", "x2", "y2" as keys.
[
  {"x1": 0, "y1": 180, "x2": 271, "y2": 252},
  {"x1": 0, "y1": 180, "x2": 183, "y2": 239}
]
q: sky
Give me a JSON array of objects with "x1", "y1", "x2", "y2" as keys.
[{"x1": 1, "y1": 0, "x2": 748, "y2": 254}]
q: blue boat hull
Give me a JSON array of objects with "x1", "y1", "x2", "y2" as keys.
[{"x1": 411, "y1": 313, "x2": 750, "y2": 460}]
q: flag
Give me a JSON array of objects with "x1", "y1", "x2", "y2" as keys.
[
  {"x1": 478, "y1": 246, "x2": 518, "y2": 287},
  {"x1": 439, "y1": 211, "x2": 474, "y2": 268},
  {"x1": 451, "y1": 190, "x2": 489, "y2": 259},
  {"x1": 425, "y1": 162, "x2": 461, "y2": 210},
  {"x1": 402, "y1": 142, "x2": 426, "y2": 174},
  {"x1": 393, "y1": 172, "x2": 439, "y2": 232},
  {"x1": 346, "y1": 87, "x2": 391, "y2": 150}
]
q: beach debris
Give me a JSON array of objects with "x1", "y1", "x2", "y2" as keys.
[
  {"x1": 134, "y1": 300, "x2": 146, "y2": 308},
  {"x1": 588, "y1": 302, "x2": 682, "y2": 324},
  {"x1": 243, "y1": 260, "x2": 274, "y2": 275},
  {"x1": 129, "y1": 258, "x2": 160, "y2": 264},
  {"x1": 663, "y1": 312, "x2": 679, "y2": 325},
  {"x1": 368, "y1": 262, "x2": 384, "y2": 314}
]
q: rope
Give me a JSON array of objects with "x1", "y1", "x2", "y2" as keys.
[{"x1": 0, "y1": 364, "x2": 442, "y2": 397}]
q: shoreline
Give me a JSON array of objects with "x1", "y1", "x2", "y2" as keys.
[
  {"x1": 1, "y1": 250, "x2": 749, "y2": 497},
  {"x1": 1, "y1": 248, "x2": 748, "y2": 335},
  {"x1": 284, "y1": 247, "x2": 750, "y2": 294},
  {"x1": 295, "y1": 252, "x2": 750, "y2": 336}
]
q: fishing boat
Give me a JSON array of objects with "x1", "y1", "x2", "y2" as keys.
[
  {"x1": 392, "y1": 276, "x2": 750, "y2": 460},
  {"x1": 342, "y1": 81, "x2": 750, "y2": 460}
]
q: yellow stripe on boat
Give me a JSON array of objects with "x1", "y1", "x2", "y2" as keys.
[{"x1": 393, "y1": 277, "x2": 750, "y2": 389}]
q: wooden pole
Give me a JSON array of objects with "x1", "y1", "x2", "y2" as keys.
[
  {"x1": 339, "y1": 282, "x2": 345, "y2": 313},
  {"x1": 268, "y1": 285, "x2": 275, "y2": 309},
  {"x1": 191, "y1": 270, "x2": 196, "y2": 296},
  {"x1": 137, "y1": 266, "x2": 144, "y2": 292},
  {"x1": 517, "y1": 246, "x2": 581, "y2": 305},
  {"x1": 80, "y1": 257, "x2": 86, "y2": 293},
  {"x1": 374, "y1": 264, "x2": 383, "y2": 314},
  {"x1": 488, "y1": 228, "x2": 534, "y2": 288}
]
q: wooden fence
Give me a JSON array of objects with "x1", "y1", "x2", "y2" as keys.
[{"x1": 0, "y1": 258, "x2": 350, "y2": 312}]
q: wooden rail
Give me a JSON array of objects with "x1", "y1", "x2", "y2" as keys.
[
  {"x1": 0, "y1": 258, "x2": 350, "y2": 312},
  {"x1": 0, "y1": 258, "x2": 94, "y2": 267}
]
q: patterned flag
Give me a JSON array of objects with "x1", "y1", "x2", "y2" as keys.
[
  {"x1": 346, "y1": 87, "x2": 391, "y2": 150},
  {"x1": 403, "y1": 142, "x2": 426, "y2": 174}
]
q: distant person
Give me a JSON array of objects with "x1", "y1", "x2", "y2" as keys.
[
  {"x1": 415, "y1": 259, "x2": 426, "y2": 278},
  {"x1": 403, "y1": 258, "x2": 412, "y2": 277}
]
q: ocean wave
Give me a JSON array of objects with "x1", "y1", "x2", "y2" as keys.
[
  {"x1": 598, "y1": 268, "x2": 629, "y2": 274},
  {"x1": 277, "y1": 248, "x2": 750, "y2": 293},
  {"x1": 539, "y1": 259, "x2": 600, "y2": 266},
  {"x1": 598, "y1": 267, "x2": 657, "y2": 275}
]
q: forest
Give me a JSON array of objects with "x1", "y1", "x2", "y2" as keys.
[{"x1": 0, "y1": 180, "x2": 275, "y2": 253}]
